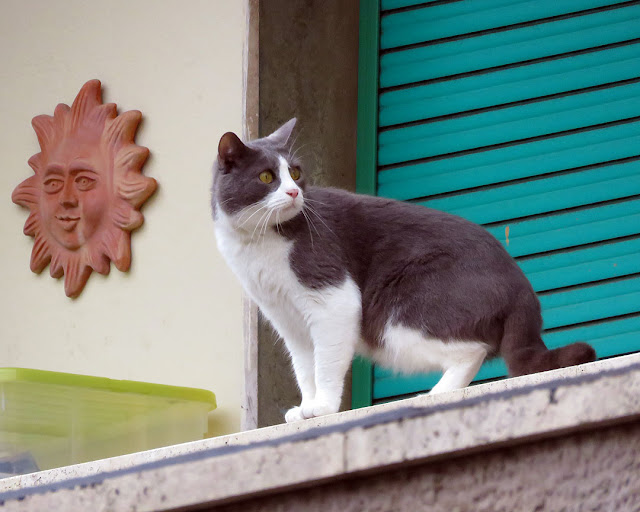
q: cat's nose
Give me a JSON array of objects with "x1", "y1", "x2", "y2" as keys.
[{"x1": 286, "y1": 189, "x2": 299, "y2": 198}]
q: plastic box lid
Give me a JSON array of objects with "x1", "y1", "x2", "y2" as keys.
[{"x1": 0, "y1": 368, "x2": 217, "y2": 477}]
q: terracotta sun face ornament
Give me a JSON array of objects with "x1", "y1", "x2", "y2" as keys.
[{"x1": 12, "y1": 79, "x2": 157, "y2": 298}]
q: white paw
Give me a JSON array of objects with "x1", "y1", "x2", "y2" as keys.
[
  {"x1": 285, "y1": 406, "x2": 305, "y2": 423},
  {"x1": 284, "y1": 399, "x2": 338, "y2": 423},
  {"x1": 301, "y1": 399, "x2": 337, "y2": 420}
]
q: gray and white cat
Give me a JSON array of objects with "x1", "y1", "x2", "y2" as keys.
[{"x1": 211, "y1": 118, "x2": 596, "y2": 423}]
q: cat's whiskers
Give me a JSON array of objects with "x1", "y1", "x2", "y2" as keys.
[
  {"x1": 217, "y1": 197, "x2": 234, "y2": 207},
  {"x1": 304, "y1": 198, "x2": 328, "y2": 207},
  {"x1": 250, "y1": 206, "x2": 274, "y2": 242},
  {"x1": 290, "y1": 142, "x2": 311, "y2": 163},
  {"x1": 213, "y1": 197, "x2": 234, "y2": 217},
  {"x1": 236, "y1": 203, "x2": 269, "y2": 231},
  {"x1": 301, "y1": 208, "x2": 317, "y2": 252},
  {"x1": 235, "y1": 204, "x2": 259, "y2": 225},
  {"x1": 247, "y1": 199, "x2": 293, "y2": 243},
  {"x1": 304, "y1": 204, "x2": 336, "y2": 238},
  {"x1": 262, "y1": 209, "x2": 273, "y2": 237},
  {"x1": 287, "y1": 130, "x2": 304, "y2": 160},
  {"x1": 259, "y1": 208, "x2": 277, "y2": 247}
]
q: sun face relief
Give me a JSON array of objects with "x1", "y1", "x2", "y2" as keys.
[
  {"x1": 40, "y1": 137, "x2": 109, "y2": 251},
  {"x1": 12, "y1": 80, "x2": 157, "y2": 298}
]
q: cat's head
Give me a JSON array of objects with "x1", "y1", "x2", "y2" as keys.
[{"x1": 212, "y1": 118, "x2": 307, "y2": 231}]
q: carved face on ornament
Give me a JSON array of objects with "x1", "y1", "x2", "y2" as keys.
[
  {"x1": 40, "y1": 134, "x2": 110, "y2": 251},
  {"x1": 12, "y1": 80, "x2": 157, "y2": 297}
]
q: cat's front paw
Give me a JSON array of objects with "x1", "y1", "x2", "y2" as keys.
[
  {"x1": 284, "y1": 399, "x2": 338, "y2": 423},
  {"x1": 285, "y1": 406, "x2": 305, "y2": 423},
  {"x1": 301, "y1": 399, "x2": 338, "y2": 420}
]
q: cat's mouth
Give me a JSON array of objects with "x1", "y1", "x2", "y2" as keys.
[
  {"x1": 281, "y1": 196, "x2": 302, "y2": 211},
  {"x1": 274, "y1": 199, "x2": 303, "y2": 223}
]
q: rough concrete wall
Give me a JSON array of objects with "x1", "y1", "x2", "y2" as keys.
[
  {"x1": 256, "y1": 0, "x2": 360, "y2": 428},
  {"x1": 215, "y1": 421, "x2": 640, "y2": 512}
]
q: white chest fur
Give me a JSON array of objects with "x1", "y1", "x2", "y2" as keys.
[{"x1": 214, "y1": 217, "x2": 303, "y2": 311}]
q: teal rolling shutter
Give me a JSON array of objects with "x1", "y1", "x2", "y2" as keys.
[{"x1": 355, "y1": 0, "x2": 640, "y2": 405}]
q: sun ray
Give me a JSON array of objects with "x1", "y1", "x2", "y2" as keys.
[
  {"x1": 85, "y1": 245, "x2": 110, "y2": 275},
  {"x1": 31, "y1": 115, "x2": 56, "y2": 150},
  {"x1": 117, "y1": 174, "x2": 157, "y2": 208},
  {"x1": 49, "y1": 251, "x2": 64, "y2": 278},
  {"x1": 30, "y1": 234, "x2": 52, "y2": 273},
  {"x1": 104, "y1": 110, "x2": 142, "y2": 150},
  {"x1": 89, "y1": 103, "x2": 117, "y2": 127},
  {"x1": 112, "y1": 201, "x2": 144, "y2": 231},
  {"x1": 53, "y1": 104, "x2": 70, "y2": 134},
  {"x1": 28, "y1": 154, "x2": 43, "y2": 173},
  {"x1": 112, "y1": 231, "x2": 132, "y2": 272},
  {"x1": 63, "y1": 253, "x2": 92, "y2": 299},
  {"x1": 69, "y1": 79, "x2": 102, "y2": 133},
  {"x1": 116, "y1": 145, "x2": 149, "y2": 170},
  {"x1": 23, "y1": 212, "x2": 40, "y2": 237},
  {"x1": 12, "y1": 175, "x2": 40, "y2": 208}
]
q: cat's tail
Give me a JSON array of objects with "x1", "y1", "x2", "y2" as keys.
[
  {"x1": 506, "y1": 342, "x2": 597, "y2": 377},
  {"x1": 500, "y1": 305, "x2": 596, "y2": 377}
]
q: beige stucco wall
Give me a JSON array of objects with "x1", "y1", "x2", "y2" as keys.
[{"x1": 0, "y1": 0, "x2": 245, "y2": 435}]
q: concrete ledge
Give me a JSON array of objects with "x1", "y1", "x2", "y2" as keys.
[
  {"x1": 1, "y1": 354, "x2": 640, "y2": 511},
  {"x1": 216, "y1": 420, "x2": 640, "y2": 511}
]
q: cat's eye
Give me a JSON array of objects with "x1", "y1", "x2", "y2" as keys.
[
  {"x1": 289, "y1": 166, "x2": 301, "y2": 181},
  {"x1": 259, "y1": 170, "x2": 274, "y2": 184}
]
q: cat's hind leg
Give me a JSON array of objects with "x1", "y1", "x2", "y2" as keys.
[
  {"x1": 428, "y1": 343, "x2": 487, "y2": 394},
  {"x1": 379, "y1": 324, "x2": 488, "y2": 394}
]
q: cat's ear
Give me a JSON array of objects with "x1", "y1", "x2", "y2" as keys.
[
  {"x1": 266, "y1": 118, "x2": 297, "y2": 147},
  {"x1": 218, "y1": 132, "x2": 247, "y2": 172}
]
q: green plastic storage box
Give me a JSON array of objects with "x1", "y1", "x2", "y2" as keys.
[{"x1": 0, "y1": 368, "x2": 217, "y2": 477}]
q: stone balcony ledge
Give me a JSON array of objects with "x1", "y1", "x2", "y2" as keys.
[{"x1": 1, "y1": 353, "x2": 640, "y2": 511}]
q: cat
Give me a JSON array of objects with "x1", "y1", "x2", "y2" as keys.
[{"x1": 211, "y1": 118, "x2": 596, "y2": 423}]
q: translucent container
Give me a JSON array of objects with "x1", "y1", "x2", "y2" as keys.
[{"x1": 0, "y1": 368, "x2": 216, "y2": 477}]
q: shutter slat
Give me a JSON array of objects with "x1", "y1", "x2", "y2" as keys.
[
  {"x1": 379, "y1": 81, "x2": 640, "y2": 166},
  {"x1": 540, "y1": 277, "x2": 640, "y2": 316},
  {"x1": 380, "y1": 43, "x2": 640, "y2": 127},
  {"x1": 544, "y1": 314, "x2": 640, "y2": 349},
  {"x1": 486, "y1": 200, "x2": 640, "y2": 258},
  {"x1": 543, "y1": 289, "x2": 640, "y2": 329},
  {"x1": 421, "y1": 159, "x2": 640, "y2": 225},
  {"x1": 382, "y1": 0, "x2": 515, "y2": 16},
  {"x1": 523, "y1": 238, "x2": 640, "y2": 292},
  {"x1": 540, "y1": 277, "x2": 640, "y2": 308},
  {"x1": 382, "y1": 0, "x2": 445, "y2": 12},
  {"x1": 541, "y1": 275, "x2": 640, "y2": 309},
  {"x1": 382, "y1": 0, "x2": 630, "y2": 50},
  {"x1": 379, "y1": 122, "x2": 640, "y2": 199},
  {"x1": 381, "y1": 5, "x2": 640, "y2": 87}
]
